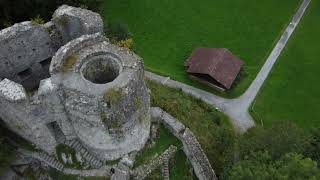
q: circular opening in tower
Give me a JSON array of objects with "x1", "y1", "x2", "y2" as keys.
[{"x1": 81, "y1": 55, "x2": 121, "y2": 84}]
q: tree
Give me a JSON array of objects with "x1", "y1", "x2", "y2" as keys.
[
  {"x1": 303, "y1": 128, "x2": 320, "y2": 164},
  {"x1": 223, "y1": 151, "x2": 320, "y2": 180},
  {"x1": 239, "y1": 121, "x2": 308, "y2": 160}
]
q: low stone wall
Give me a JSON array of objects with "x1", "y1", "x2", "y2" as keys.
[
  {"x1": 151, "y1": 107, "x2": 217, "y2": 180},
  {"x1": 132, "y1": 145, "x2": 177, "y2": 180}
]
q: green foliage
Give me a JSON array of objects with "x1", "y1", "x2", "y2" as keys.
[
  {"x1": 103, "y1": 88, "x2": 122, "y2": 104},
  {"x1": 223, "y1": 151, "x2": 320, "y2": 180},
  {"x1": 56, "y1": 144, "x2": 82, "y2": 169},
  {"x1": 31, "y1": 15, "x2": 45, "y2": 24},
  {"x1": 117, "y1": 38, "x2": 135, "y2": 51},
  {"x1": 303, "y1": 128, "x2": 320, "y2": 165},
  {"x1": 135, "y1": 123, "x2": 181, "y2": 166},
  {"x1": 170, "y1": 149, "x2": 195, "y2": 180},
  {"x1": 146, "y1": 79, "x2": 236, "y2": 175},
  {"x1": 134, "y1": 96, "x2": 142, "y2": 110},
  {"x1": 104, "y1": 21, "x2": 132, "y2": 42},
  {"x1": 239, "y1": 121, "x2": 308, "y2": 160}
]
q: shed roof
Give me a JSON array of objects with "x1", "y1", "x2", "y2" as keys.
[{"x1": 185, "y1": 48, "x2": 244, "y2": 89}]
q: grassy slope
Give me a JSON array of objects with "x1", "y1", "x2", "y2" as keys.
[
  {"x1": 146, "y1": 80, "x2": 235, "y2": 175},
  {"x1": 251, "y1": 0, "x2": 320, "y2": 129},
  {"x1": 103, "y1": 0, "x2": 300, "y2": 97}
]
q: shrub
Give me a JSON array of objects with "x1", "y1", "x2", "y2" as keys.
[
  {"x1": 30, "y1": 15, "x2": 45, "y2": 25},
  {"x1": 239, "y1": 121, "x2": 308, "y2": 160},
  {"x1": 117, "y1": 38, "x2": 135, "y2": 51},
  {"x1": 146, "y1": 79, "x2": 236, "y2": 176},
  {"x1": 303, "y1": 128, "x2": 320, "y2": 164}
]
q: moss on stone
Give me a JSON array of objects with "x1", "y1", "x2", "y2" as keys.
[
  {"x1": 134, "y1": 96, "x2": 142, "y2": 110},
  {"x1": 61, "y1": 54, "x2": 77, "y2": 73},
  {"x1": 54, "y1": 15, "x2": 69, "y2": 26},
  {"x1": 103, "y1": 88, "x2": 122, "y2": 104}
]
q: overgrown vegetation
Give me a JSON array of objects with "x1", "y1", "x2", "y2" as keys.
[
  {"x1": 30, "y1": 15, "x2": 45, "y2": 25},
  {"x1": 134, "y1": 97, "x2": 142, "y2": 110},
  {"x1": 222, "y1": 122, "x2": 320, "y2": 179},
  {"x1": 223, "y1": 151, "x2": 320, "y2": 180},
  {"x1": 103, "y1": 88, "x2": 122, "y2": 104},
  {"x1": 146, "y1": 79, "x2": 236, "y2": 175},
  {"x1": 61, "y1": 54, "x2": 78, "y2": 73},
  {"x1": 135, "y1": 123, "x2": 181, "y2": 166},
  {"x1": 135, "y1": 123, "x2": 194, "y2": 180}
]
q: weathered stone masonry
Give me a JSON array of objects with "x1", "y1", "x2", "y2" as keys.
[
  {"x1": 0, "y1": 5, "x2": 150, "y2": 161},
  {"x1": 151, "y1": 107, "x2": 217, "y2": 180}
]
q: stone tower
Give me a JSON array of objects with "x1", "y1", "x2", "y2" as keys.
[{"x1": 0, "y1": 5, "x2": 150, "y2": 160}]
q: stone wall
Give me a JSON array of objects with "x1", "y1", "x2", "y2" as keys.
[
  {"x1": 132, "y1": 145, "x2": 177, "y2": 180},
  {"x1": 0, "y1": 5, "x2": 103, "y2": 153},
  {"x1": 151, "y1": 107, "x2": 217, "y2": 180},
  {"x1": 49, "y1": 33, "x2": 150, "y2": 160},
  {"x1": 0, "y1": 5, "x2": 151, "y2": 162}
]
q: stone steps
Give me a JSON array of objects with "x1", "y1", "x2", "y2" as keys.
[
  {"x1": 36, "y1": 151, "x2": 64, "y2": 171},
  {"x1": 161, "y1": 156, "x2": 170, "y2": 180},
  {"x1": 65, "y1": 139, "x2": 103, "y2": 168}
]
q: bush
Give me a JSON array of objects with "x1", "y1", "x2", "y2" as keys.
[
  {"x1": 30, "y1": 15, "x2": 45, "y2": 25},
  {"x1": 239, "y1": 121, "x2": 308, "y2": 160},
  {"x1": 146, "y1": 79, "x2": 236, "y2": 176},
  {"x1": 303, "y1": 128, "x2": 320, "y2": 164},
  {"x1": 223, "y1": 151, "x2": 320, "y2": 180},
  {"x1": 117, "y1": 38, "x2": 135, "y2": 51}
]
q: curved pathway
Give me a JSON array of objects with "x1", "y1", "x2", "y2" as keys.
[{"x1": 146, "y1": 0, "x2": 311, "y2": 133}]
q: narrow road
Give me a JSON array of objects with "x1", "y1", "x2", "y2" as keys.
[{"x1": 146, "y1": 0, "x2": 311, "y2": 133}]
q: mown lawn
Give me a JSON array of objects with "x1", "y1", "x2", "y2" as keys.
[
  {"x1": 251, "y1": 0, "x2": 320, "y2": 129},
  {"x1": 103, "y1": 0, "x2": 301, "y2": 97}
]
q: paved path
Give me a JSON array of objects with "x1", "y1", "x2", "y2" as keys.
[{"x1": 146, "y1": 0, "x2": 311, "y2": 133}]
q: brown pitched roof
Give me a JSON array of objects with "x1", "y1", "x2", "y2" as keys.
[{"x1": 185, "y1": 48, "x2": 244, "y2": 89}]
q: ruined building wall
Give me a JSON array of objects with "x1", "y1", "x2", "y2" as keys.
[
  {"x1": 0, "y1": 5, "x2": 150, "y2": 160},
  {"x1": 0, "y1": 5, "x2": 103, "y2": 153}
]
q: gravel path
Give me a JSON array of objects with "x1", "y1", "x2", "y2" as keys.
[{"x1": 145, "y1": 0, "x2": 311, "y2": 133}]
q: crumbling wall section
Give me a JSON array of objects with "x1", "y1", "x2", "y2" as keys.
[
  {"x1": 151, "y1": 107, "x2": 217, "y2": 180},
  {"x1": 0, "y1": 22, "x2": 56, "y2": 91},
  {"x1": 0, "y1": 79, "x2": 57, "y2": 153}
]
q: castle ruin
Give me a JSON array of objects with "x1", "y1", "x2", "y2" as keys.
[{"x1": 0, "y1": 5, "x2": 150, "y2": 161}]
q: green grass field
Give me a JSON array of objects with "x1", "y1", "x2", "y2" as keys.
[
  {"x1": 103, "y1": 0, "x2": 301, "y2": 97},
  {"x1": 251, "y1": 0, "x2": 320, "y2": 129}
]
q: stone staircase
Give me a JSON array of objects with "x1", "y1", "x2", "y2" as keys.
[
  {"x1": 161, "y1": 156, "x2": 170, "y2": 180},
  {"x1": 65, "y1": 139, "x2": 103, "y2": 168},
  {"x1": 33, "y1": 151, "x2": 64, "y2": 171}
]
